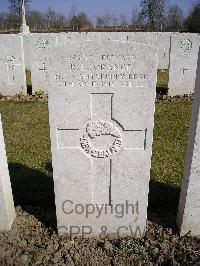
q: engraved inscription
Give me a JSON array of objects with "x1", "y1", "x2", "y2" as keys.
[
  {"x1": 80, "y1": 120, "x2": 122, "y2": 158},
  {"x1": 37, "y1": 38, "x2": 49, "y2": 49},
  {"x1": 55, "y1": 72, "x2": 146, "y2": 88},
  {"x1": 38, "y1": 62, "x2": 48, "y2": 82},
  {"x1": 39, "y1": 62, "x2": 46, "y2": 71},
  {"x1": 0, "y1": 55, "x2": 21, "y2": 84},
  {"x1": 68, "y1": 53, "x2": 136, "y2": 62},
  {"x1": 53, "y1": 51, "x2": 147, "y2": 88}
]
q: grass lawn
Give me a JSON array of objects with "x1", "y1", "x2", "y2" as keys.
[
  {"x1": 150, "y1": 101, "x2": 192, "y2": 212},
  {"x1": 0, "y1": 100, "x2": 192, "y2": 213},
  {"x1": 0, "y1": 102, "x2": 53, "y2": 207},
  {"x1": 156, "y1": 69, "x2": 168, "y2": 94}
]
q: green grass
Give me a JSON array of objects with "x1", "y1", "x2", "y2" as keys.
[
  {"x1": 0, "y1": 102, "x2": 53, "y2": 207},
  {"x1": 157, "y1": 69, "x2": 169, "y2": 94},
  {"x1": 0, "y1": 102, "x2": 51, "y2": 172},
  {"x1": 152, "y1": 102, "x2": 192, "y2": 186},
  {"x1": 0, "y1": 100, "x2": 192, "y2": 211},
  {"x1": 150, "y1": 101, "x2": 192, "y2": 211},
  {"x1": 157, "y1": 70, "x2": 168, "y2": 88}
]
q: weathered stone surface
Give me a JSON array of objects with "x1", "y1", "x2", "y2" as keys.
[
  {"x1": 27, "y1": 32, "x2": 158, "y2": 95},
  {"x1": 128, "y1": 32, "x2": 157, "y2": 47},
  {"x1": 0, "y1": 34, "x2": 27, "y2": 96},
  {"x1": 26, "y1": 33, "x2": 54, "y2": 94},
  {"x1": 168, "y1": 33, "x2": 200, "y2": 96},
  {"x1": 99, "y1": 32, "x2": 157, "y2": 47},
  {"x1": 46, "y1": 38, "x2": 158, "y2": 237},
  {"x1": 157, "y1": 32, "x2": 172, "y2": 69},
  {"x1": 0, "y1": 114, "x2": 16, "y2": 231},
  {"x1": 22, "y1": 34, "x2": 31, "y2": 71},
  {"x1": 27, "y1": 33, "x2": 66, "y2": 94},
  {"x1": 177, "y1": 49, "x2": 200, "y2": 236}
]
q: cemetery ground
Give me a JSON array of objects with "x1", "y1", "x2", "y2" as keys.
[
  {"x1": 0, "y1": 67, "x2": 197, "y2": 266},
  {"x1": 0, "y1": 97, "x2": 200, "y2": 265}
]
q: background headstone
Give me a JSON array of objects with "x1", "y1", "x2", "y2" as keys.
[
  {"x1": 100, "y1": 32, "x2": 157, "y2": 47},
  {"x1": 177, "y1": 49, "x2": 200, "y2": 236},
  {"x1": 47, "y1": 38, "x2": 158, "y2": 237},
  {"x1": 128, "y1": 32, "x2": 157, "y2": 47},
  {"x1": 26, "y1": 32, "x2": 158, "y2": 95},
  {"x1": 0, "y1": 35, "x2": 27, "y2": 96},
  {"x1": 168, "y1": 33, "x2": 200, "y2": 96},
  {"x1": 27, "y1": 33, "x2": 66, "y2": 94},
  {"x1": 157, "y1": 32, "x2": 172, "y2": 69},
  {"x1": 0, "y1": 114, "x2": 16, "y2": 231},
  {"x1": 22, "y1": 34, "x2": 31, "y2": 71}
]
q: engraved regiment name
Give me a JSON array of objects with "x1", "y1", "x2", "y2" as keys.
[{"x1": 53, "y1": 53, "x2": 147, "y2": 88}]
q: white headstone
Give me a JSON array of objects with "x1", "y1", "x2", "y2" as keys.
[
  {"x1": 58, "y1": 32, "x2": 157, "y2": 45},
  {"x1": 0, "y1": 114, "x2": 16, "y2": 231},
  {"x1": 22, "y1": 34, "x2": 31, "y2": 71},
  {"x1": 128, "y1": 32, "x2": 157, "y2": 47},
  {"x1": 177, "y1": 49, "x2": 200, "y2": 236},
  {"x1": 27, "y1": 32, "x2": 158, "y2": 95},
  {"x1": 157, "y1": 32, "x2": 172, "y2": 69},
  {"x1": 168, "y1": 33, "x2": 200, "y2": 96},
  {"x1": 27, "y1": 33, "x2": 66, "y2": 94},
  {"x1": 0, "y1": 34, "x2": 27, "y2": 96},
  {"x1": 99, "y1": 32, "x2": 157, "y2": 47},
  {"x1": 46, "y1": 37, "x2": 158, "y2": 237}
]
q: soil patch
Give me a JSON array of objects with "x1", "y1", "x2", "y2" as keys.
[{"x1": 0, "y1": 207, "x2": 199, "y2": 265}]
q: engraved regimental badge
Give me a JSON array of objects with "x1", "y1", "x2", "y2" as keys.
[{"x1": 80, "y1": 120, "x2": 122, "y2": 158}]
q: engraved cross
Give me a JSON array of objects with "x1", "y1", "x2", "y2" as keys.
[
  {"x1": 180, "y1": 67, "x2": 189, "y2": 75},
  {"x1": 0, "y1": 56, "x2": 21, "y2": 84},
  {"x1": 38, "y1": 62, "x2": 48, "y2": 81},
  {"x1": 57, "y1": 93, "x2": 147, "y2": 205}
]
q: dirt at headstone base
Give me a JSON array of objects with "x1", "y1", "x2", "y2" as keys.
[{"x1": 0, "y1": 207, "x2": 199, "y2": 265}]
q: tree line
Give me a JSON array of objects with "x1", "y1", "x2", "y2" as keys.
[{"x1": 0, "y1": 0, "x2": 199, "y2": 32}]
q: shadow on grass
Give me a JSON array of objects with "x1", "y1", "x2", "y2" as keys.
[
  {"x1": 8, "y1": 163, "x2": 180, "y2": 231},
  {"x1": 26, "y1": 69, "x2": 32, "y2": 95},
  {"x1": 156, "y1": 86, "x2": 168, "y2": 95},
  {"x1": 148, "y1": 178, "x2": 180, "y2": 230},
  {"x1": 27, "y1": 84, "x2": 32, "y2": 95},
  {"x1": 9, "y1": 163, "x2": 57, "y2": 229}
]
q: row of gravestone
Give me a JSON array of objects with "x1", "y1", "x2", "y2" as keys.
[
  {"x1": 0, "y1": 32, "x2": 200, "y2": 97},
  {"x1": 0, "y1": 36, "x2": 200, "y2": 237}
]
